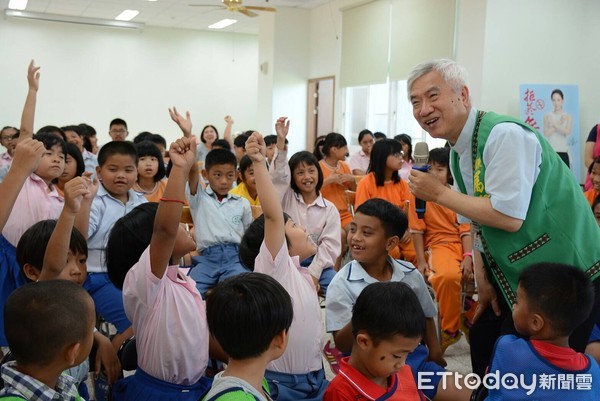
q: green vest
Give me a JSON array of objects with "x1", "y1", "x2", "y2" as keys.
[{"x1": 451, "y1": 111, "x2": 600, "y2": 305}]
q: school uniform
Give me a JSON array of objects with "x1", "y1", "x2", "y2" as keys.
[
  {"x1": 324, "y1": 357, "x2": 424, "y2": 401},
  {"x1": 186, "y1": 184, "x2": 252, "y2": 296},
  {"x1": 85, "y1": 185, "x2": 147, "y2": 333}
]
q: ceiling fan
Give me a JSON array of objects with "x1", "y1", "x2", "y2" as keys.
[{"x1": 189, "y1": 0, "x2": 276, "y2": 18}]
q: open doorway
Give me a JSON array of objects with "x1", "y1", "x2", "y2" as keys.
[{"x1": 306, "y1": 76, "x2": 335, "y2": 151}]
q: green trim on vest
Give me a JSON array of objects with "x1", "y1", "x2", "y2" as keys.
[{"x1": 451, "y1": 111, "x2": 600, "y2": 305}]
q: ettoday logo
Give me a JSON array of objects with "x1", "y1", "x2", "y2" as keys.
[{"x1": 418, "y1": 371, "x2": 594, "y2": 395}]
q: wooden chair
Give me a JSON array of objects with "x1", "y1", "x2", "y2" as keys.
[
  {"x1": 181, "y1": 206, "x2": 194, "y2": 225},
  {"x1": 345, "y1": 190, "x2": 357, "y2": 216}
]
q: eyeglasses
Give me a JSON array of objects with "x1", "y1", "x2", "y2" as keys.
[
  {"x1": 391, "y1": 151, "x2": 404, "y2": 157},
  {"x1": 110, "y1": 128, "x2": 127, "y2": 134},
  {"x1": 0, "y1": 134, "x2": 18, "y2": 141}
]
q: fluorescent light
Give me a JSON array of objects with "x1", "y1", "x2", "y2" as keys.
[
  {"x1": 209, "y1": 19, "x2": 237, "y2": 29},
  {"x1": 115, "y1": 10, "x2": 139, "y2": 21},
  {"x1": 8, "y1": 0, "x2": 28, "y2": 10},
  {"x1": 4, "y1": 9, "x2": 145, "y2": 30}
]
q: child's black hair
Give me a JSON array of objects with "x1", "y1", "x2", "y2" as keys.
[
  {"x1": 322, "y1": 132, "x2": 347, "y2": 157},
  {"x1": 133, "y1": 131, "x2": 153, "y2": 144},
  {"x1": 110, "y1": 118, "x2": 128, "y2": 130},
  {"x1": 289, "y1": 151, "x2": 323, "y2": 195},
  {"x1": 78, "y1": 123, "x2": 96, "y2": 152},
  {"x1": 147, "y1": 133, "x2": 167, "y2": 149},
  {"x1": 238, "y1": 155, "x2": 253, "y2": 175},
  {"x1": 368, "y1": 139, "x2": 402, "y2": 185},
  {"x1": 61, "y1": 125, "x2": 83, "y2": 138},
  {"x1": 5, "y1": 280, "x2": 93, "y2": 366},
  {"x1": 206, "y1": 273, "x2": 293, "y2": 359},
  {"x1": 264, "y1": 135, "x2": 278, "y2": 147},
  {"x1": 394, "y1": 133, "x2": 413, "y2": 162},
  {"x1": 313, "y1": 136, "x2": 326, "y2": 161},
  {"x1": 373, "y1": 132, "x2": 387, "y2": 141},
  {"x1": 234, "y1": 133, "x2": 251, "y2": 149},
  {"x1": 428, "y1": 147, "x2": 453, "y2": 185},
  {"x1": 587, "y1": 156, "x2": 600, "y2": 174},
  {"x1": 97, "y1": 140, "x2": 138, "y2": 167},
  {"x1": 205, "y1": 148, "x2": 237, "y2": 171},
  {"x1": 37, "y1": 125, "x2": 66, "y2": 141},
  {"x1": 106, "y1": 202, "x2": 158, "y2": 289},
  {"x1": 16, "y1": 220, "x2": 88, "y2": 281},
  {"x1": 592, "y1": 194, "x2": 600, "y2": 212},
  {"x1": 33, "y1": 132, "x2": 68, "y2": 155},
  {"x1": 212, "y1": 139, "x2": 232, "y2": 151},
  {"x1": 355, "y1": 198, "x2": 408, "y2": 238},
  {"x1": 352, "y1": 281, "x2": 425, "y2": 343},
  {"x1": 135, "y1": 141, "x2": 166, "y2": 182},
  {"x1": 239, "y1": 214, "x2": 291, "y2": 271},
  {"x1": 65, "y1": 143, "x2": 85, "y2": 178},
  {"x1": 518, "y1": 263, "x2": 593, "y2": 337}
]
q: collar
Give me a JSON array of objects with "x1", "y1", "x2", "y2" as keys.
[
  {"x1": 1, "y1": 362, "x2": 79, "y2": 401},
  {"x1": 359, "y1": 149, "x2": 367, "y2": 157},
  {"x1": 0, "y1": 152, "x2": 12, "y2": 161},
  {"x1": 206, "y1": 185, "x2": 237, "y2": 201},
  {"x1": 97, "y1": 182, "x2": 138, "y2": 204},
  {"x1": 338, "y1": 357, "x2": 397, "y2": 400},
  {"x1": 292, "y1": 191, "x2": 327, "y2": 208},
  {"x1": 345, "y1": 257, "x2": 409, "y2": 283},
  {"x1": 29, "y1": 173, "x2": 60, "y2": 197},
  {"x1": 450, "y1": 107, "x2": 477, "y2": 155}
]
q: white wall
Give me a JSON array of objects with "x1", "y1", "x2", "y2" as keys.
[
  {"x1": 271, "y1": 7, "x2": 310, "y2": 155},
  {"x1": 477, "y1": 0, "x2": 600, "y2": 180},
  {"x1": 0, "y1": 17, "x2": 258, "y2": 147}
]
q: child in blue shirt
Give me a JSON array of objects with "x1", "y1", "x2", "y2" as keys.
[{"x1": 485, "y1": 263, "x2": 600, "y2": 400}]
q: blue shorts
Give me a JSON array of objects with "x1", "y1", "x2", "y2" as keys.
[
  {"x1": 406, "y1": 344, "x2": 444, "y2": 400},
  {"x1": 189, "y1": 243, "x2": 248, "y2": 296},
  {"x1": 0, "y1": 235, "x2": 26, "y2": 346},
  {"x1": 112, "y1": 368, "x2": 212, "y2": 401},
  {"x1": 264, "y1": 368, "x2": 328, "y2": 401},
  {"x1": 83, "y1": 272, "x2": 130, "y2": 333}
]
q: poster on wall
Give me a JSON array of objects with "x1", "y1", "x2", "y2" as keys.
[{"x1": 519, "y1": 84, "x2": 581, "y2": 182}]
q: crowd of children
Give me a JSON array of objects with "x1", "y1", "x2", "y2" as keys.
[{"x1": 0, "y1": 59, "x2": 599, "y2": 401}]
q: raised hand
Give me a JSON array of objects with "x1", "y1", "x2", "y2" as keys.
[
  {"x1": 64, "y1": 176, "x2": 92, "y2": 214},
  {"x1": 169, "y1": 136, "x2": 197, "y2": 171},
  {"x1": 81, "y1": 171, "x2": 99, "y2": 201},
  {"x1": 275, "y1": 117, "x2": 290, "y2": 139},
  {"x1": 224, "y1": 115, "x2": 234, "y2": 125},
  {"x1": 168, "y1": 107, "x2": 192, "y2": 137},
  {"x1": 11, "y1": 138, "x2": 44, "y2": 175},
  {"x1": 27, "y1": 59, "x2": 40, "y2": 92},
  {"x1": 245, "y1": 132, "x2": 266, "y2": 164}
]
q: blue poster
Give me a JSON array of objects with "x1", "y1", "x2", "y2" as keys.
[{"x1": 519, "y1": 84, "x2": 581, "y2": 182}]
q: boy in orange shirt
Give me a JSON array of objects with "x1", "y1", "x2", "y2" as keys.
[{"x1": 409, "y1": 147, "x2": 474, "y2": 353}]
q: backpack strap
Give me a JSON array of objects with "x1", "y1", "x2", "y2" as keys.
[
  {"x1": 202, "y1": 386, "x2": 261, "y2": 401},
  {"x1": 0, "y1": 395, "x2": 27, "y2": 400}
]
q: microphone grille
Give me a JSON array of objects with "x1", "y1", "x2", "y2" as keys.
[{"x1": 413, "y1": 142, "x2": 429, "y2": 165}]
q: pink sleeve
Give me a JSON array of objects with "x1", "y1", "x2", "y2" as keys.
[{"x1": 307, "y1": 204, "x2": 341, "y2": 278}]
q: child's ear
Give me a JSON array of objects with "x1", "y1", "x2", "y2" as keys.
[
  {"x1": 22, "y1": 264, "x2": 41, "y2": 282},
  {"x1": 201, "y1": 169, "x2": 208, "y2": 181},
  {"x1": 95, "y1": 166, "x2": 102, "y2": 181},
  {"x1": 385, "y1": 236, "x2": 400, "y2": 252},
  {"x1": 530, "y1": 313, "x2": 545, "y2": 334},
  {"x1": 270, "y1": 329, "x2": 289, "y2": 352},
  {"x1": 355, "y1": 332, "x2": 372, "y2": 350},
  {"x1": 64, "y1": 342, "x2": 82, "y2": 366}
]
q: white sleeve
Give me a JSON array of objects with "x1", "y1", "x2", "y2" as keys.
[{"x1": 483, "y1": 123, "x2": 542, "y2": 220}]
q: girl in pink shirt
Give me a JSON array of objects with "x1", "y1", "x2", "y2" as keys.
[
  {"x1": 106, "y1": 136, "x2": 214, "y2": 401},
  {"x1": 239, "y1": 132, "x2": 327, "y2": 401},
  {"x1": 269, "y1": 117, "x2": 341, "y2": 295}
]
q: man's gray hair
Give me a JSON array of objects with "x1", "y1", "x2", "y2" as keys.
[{"x1": 407, "y1": 59, "x2": 469, "y2": 97}]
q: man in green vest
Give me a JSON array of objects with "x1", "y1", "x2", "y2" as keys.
[{"x1": 406, "y1": 58, "x2": 600, "y2": 377}]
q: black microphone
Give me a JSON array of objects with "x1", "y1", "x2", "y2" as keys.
[{"x1": 412, "y1": 142, "x2": 429, "y2": 219}]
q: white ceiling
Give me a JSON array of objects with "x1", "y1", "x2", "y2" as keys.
[{"x1": 1, "y1": 0, "x2": 331, "y2": 34}]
